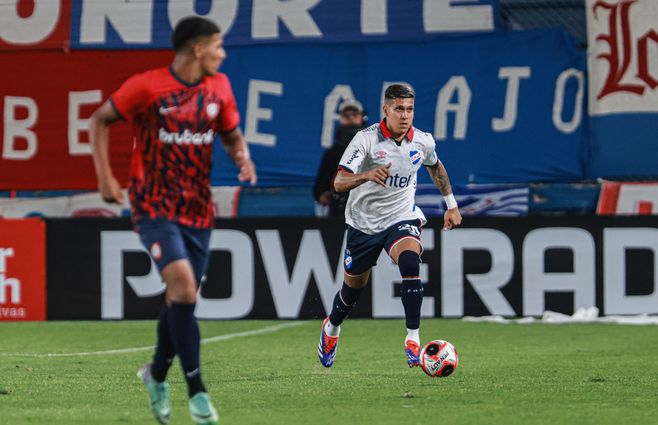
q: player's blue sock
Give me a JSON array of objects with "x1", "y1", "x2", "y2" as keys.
[
  {"x1": 329, "y1": 282, "x2": 364, "y2": 326},
  {"x1": 398, "y1": 251, "x2": 423, "y2": 329},
  {"x1": 151, "y1": 306, "x2": 175, "y2": 383},
  {"x1": 168, "y1": 303, "x2": 206, "y2": 398}
]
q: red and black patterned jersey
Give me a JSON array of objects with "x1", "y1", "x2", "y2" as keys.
[{"x1": 110, "y1": 66, "x2": 240, "y2": 228}]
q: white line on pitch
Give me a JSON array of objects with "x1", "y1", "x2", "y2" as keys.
[{"x1": 0, "y1": 321, "x2": 304, "y2": 358}]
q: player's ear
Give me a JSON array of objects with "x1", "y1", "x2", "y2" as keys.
[{"x1": 192, "y1": 40, "x2": 205, "y2": 59}]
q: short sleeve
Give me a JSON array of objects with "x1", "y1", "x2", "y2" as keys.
[
  {"x1": 217, "y1": 74, "x2": 240, "y2": 132},
  {"x1": 339, "y1": 132, "x2": 367, "y2": 173},
  {"x1": 109, "y1": 74, "x2": 151, "y2": 121},
  {"x1": 422, "y1": 136, "x2": 439, "y2": 167}
]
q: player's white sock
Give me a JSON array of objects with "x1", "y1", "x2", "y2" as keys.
[
  {"x1": 406, "y1": 328, "x2": 420, "y2": 345},
  {"x1": 324, "y1": 321, "x2": 340, "y2": 337}
]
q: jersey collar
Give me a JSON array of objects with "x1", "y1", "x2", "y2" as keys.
[
  {"x1": 379, "y1": 119, "x2": 415, "y2": 143},
  {"x1": 169, "y1": 65, "x2": 202, "y2": 87}
]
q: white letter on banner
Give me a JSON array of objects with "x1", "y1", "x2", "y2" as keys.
[
  {"x1": 492, "y1": 67, "x2": 531, "y2": 132},
  {"x1": 441, "y1": 229, "x2": 515, "y2": 317},
  {"x1": 321, "y1": 85, "x2": 356, "y2": 148},
  {"x1": 80, "y1": 0, "x2": 153, "y2": 44},
  {"x1": 434, "y1": 76, "x2": 471, "y2": 141},
  {"x1": 68, "y1": 90, "x2": 102, "y2": 156},
  {"x1": 0, "y1": 248, "x2": 14, "y2": 273},
  {"x1": 423, "y1": 0, "x2": 494, "y2": 32},
  {"x1": 3, "y1": 96, "x2": 38, "y2": 160},
  {"x1": 252, "y1": 0, "x2": 322, "y2": 39},
  {"x1": 604, "y1": 228, "x2": 658, "y2": 315},
  {"x1": 361, "y1": 0, "x2": 387, "y2": 35},
  {"x1": 372, "y1": 229, "x2": 435, "y2": 318},
  {"x1": 0, "y1": 0, "x2": 60, "y2": 44},
  {"x1": 168, "y1": 0, "x2": 238, "y2": 37},
  {"x1": 101, "y1": 231, "x2": 164, "y2": 319},
  {"x1": 553, "y1": 68, "x2": 584, "y2": 134},
  {"x1": 0, "y1": 248, "x2": 20, "y2": 304},
  {"x1": 522, "y1": 228, "x2": 595, "y2": 316},
  {"x1": 256, "y1": 229, "x2": 343, "y2": 318},
  {"x1": 196, "y1": 230, "x2": 254, "y2": 319},
  {"x1": 244, "y1": 80, "x2": 282, "y2": 147}
]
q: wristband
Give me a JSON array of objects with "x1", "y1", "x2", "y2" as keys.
[{"x1": 444, "y1": 193, "x2": 458, "y2": 210}]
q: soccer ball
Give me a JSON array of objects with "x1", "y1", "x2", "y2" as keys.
[{"x1": 420, "y1": 340, "x2": 458, "y2": 378}]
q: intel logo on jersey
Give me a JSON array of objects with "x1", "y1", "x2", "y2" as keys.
[
  {"x1": 159, "y1": 128, "x2": 214, "y2": 145},
  {"x1": 385, "y1": 173, "x2": 412, "y2": 188},
  {"x1": 409, "y1": 150, "x2": 422, "y2": 165}
]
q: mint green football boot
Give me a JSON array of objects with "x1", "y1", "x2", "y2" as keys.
[
  {"x1": 137, "y1": 364, "x2": 171, "y2": 424},
  {"x1": 189, "y1": 392, "x2": 219, "y2": 425}
]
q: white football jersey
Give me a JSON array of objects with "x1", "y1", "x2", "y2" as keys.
[{"x1": 338, "y1": 121, "x2": 439, "y2": 235}]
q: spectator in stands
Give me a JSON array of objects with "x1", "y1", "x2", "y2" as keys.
[{"x1": 313, "y1": 99, "x2": 367, "y2": 218}]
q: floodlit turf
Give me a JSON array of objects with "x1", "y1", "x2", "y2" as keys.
[{"x1": 1, "y1": 319, "x2": 657, "y2": 425}]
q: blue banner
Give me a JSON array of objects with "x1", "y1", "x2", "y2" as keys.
[
  {"x1": 415, "y1": 184, "x2": 529, "y2": 217},
  {"x1": 588, "y1": 115, "x2": 658, "y2": 179},
  {"x1": 70, "y1": 0, "x2": 500, "y2": 49},
  {"x1": 211, "y1": 28, "x2": 587, "y2": 186}
]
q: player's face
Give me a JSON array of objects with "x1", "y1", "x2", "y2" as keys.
[
  {"x1": 198, "y1": 33, "x2": 226, "y2": 75},
  {"x1": 384, "y1": 98, "x2": 414, "y2": 137}
]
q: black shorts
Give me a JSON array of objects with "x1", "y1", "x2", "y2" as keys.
[
  {"x1": 344, "y1": 219, "x2": 422, "y2": 276},
  {"x1": 136, "y1": 218, "x2": 212, "y2": 285}
]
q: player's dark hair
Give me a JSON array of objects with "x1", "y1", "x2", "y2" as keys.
[
  {"x1": 384, "y1": 84, "x2": 415, "y2": 100},
  {"x1": 172, "y1": 16, "x2": 221, "y2": 51}
]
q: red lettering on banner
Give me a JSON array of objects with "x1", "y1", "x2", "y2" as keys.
[
  {"x1": 0, "y1": 219, "x2": 46, "y2": 321},
  {"x1": 637, "y1": 201, "x2": 653, "y2": 215},
  {"x1": 637, "y1": 30, "x2": 658, "y2": 89},
  {"x1": 594, "y1": 0, "x2": 646, "y2": 99}
]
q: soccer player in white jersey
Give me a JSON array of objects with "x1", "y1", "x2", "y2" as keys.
[{"x1": 318, "y1": 84, "x2": 462, "y2": 368}]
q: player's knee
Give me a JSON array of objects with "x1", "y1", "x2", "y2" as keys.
[
  {"x1": 344, "y1": 271, "x2": 370, "y2": 288},
  {"x1": 398, "y1": 250, "x2": 420, "y2": 279},
  {"x1": 167, "y1": 279, "x2": 197, "y2": 304}
]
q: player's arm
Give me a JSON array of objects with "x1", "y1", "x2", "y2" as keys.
[
  {"x1": 89, "y1": 101, "x2": 124, "y2": 204},
  {"x1": 219, "y1": 127, "x2": 257, "y2": 185},
  {"x1": 426, "y1": 161, "x2": 462, "y2": 230},
  {"x1": 334, "y1": 133, "x2": 390, "y2": 192},
  {"x1": 333, "y1": 163, "x2": 392, "y2": 192}
]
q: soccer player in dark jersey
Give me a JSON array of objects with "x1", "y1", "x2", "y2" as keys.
[{"x1": 89, "y1": 16, "x2": 256, "y2": 425}]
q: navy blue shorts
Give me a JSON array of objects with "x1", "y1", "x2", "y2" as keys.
[
  {"x1": 344, "y1": 219, "x2": 422, "y2": 276},
  {"x1": 136, "y1": 218, "x2": 212, "y2": 285}
]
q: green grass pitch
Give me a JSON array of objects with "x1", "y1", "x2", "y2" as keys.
[{"x1": 1, "y1": 319, "x2": 657, "y2": 424}]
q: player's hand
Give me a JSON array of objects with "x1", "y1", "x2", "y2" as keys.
[
  {"x1": 235, "y1": 151, "x2": 257, "y2": 185},
  {"x1": 366, "y1": 162, "x2": 391, "y2": 187},
  {"x1": 99, "y1": 176, "x2": 124, "y2": 204},
  {"x1": 443, "y1": 207, "x2": 462, "y2": 230}
]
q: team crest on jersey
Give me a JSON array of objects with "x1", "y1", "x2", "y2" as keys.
[
  {"x1": 150, "y1": 242, "x2": 162, "y2": 261},
  {"x1": 344, "y1": 250, "x2": 353, "y2": 270},
  {"x1": 206, "y1": 103, "x2": 219, "y2": 119},
  {"x1": 375, "y1": 150, "x2": 387, "y2": 159},
  {"x1": 409, "y1": 150, "x2": 422, "y2": 165}
]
